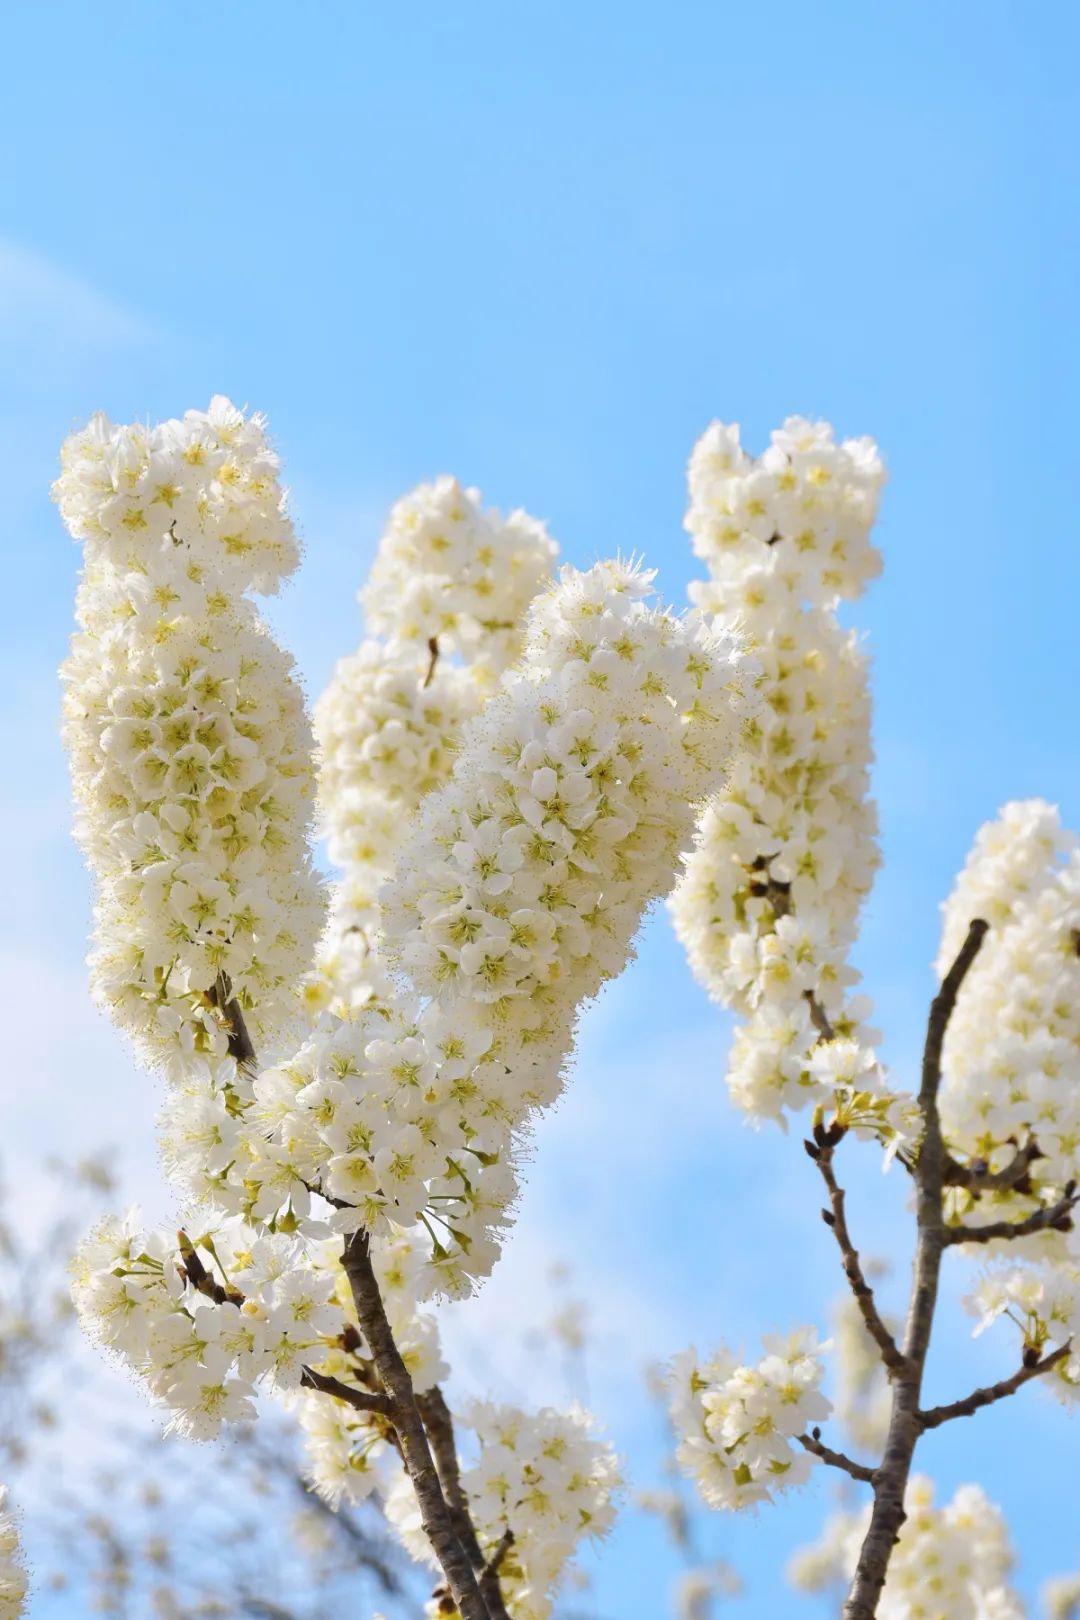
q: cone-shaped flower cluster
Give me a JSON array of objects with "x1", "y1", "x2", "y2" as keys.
[
  {"x1": 670, "y1": 417, "x2": 894, "y2": 1131},
  {"x1": 56, "y1": 400, "x2": 323, "y2": 1069},
  {"x1": 311, "y1": 479, "x2": 556, "y2": 1017}
]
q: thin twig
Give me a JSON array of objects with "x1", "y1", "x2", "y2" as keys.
[
  {"x1": 942, "y1": 1135, "x2": 1044, "y2": 1194},
  {"x1": 917, "y1": 1341, "x2": 1072, "y2": 1430},
  {"x1": 798, "y1": 1429, "x2": 876, "y2": 1486},
  {"x1": 478, "y1": 1529, "x2": 515, "y2": 1612},
  {"x1": 808, "y1": 1140, "x2": 908, "y2": 1377},
  {"x1": 943, "y1": 1184, "x2": 1078, "y2": 1246},
  {"x1": 208, "y1": 972, "x2": 257, "y2": 1068},
  {"x1": 299, "y1": 1366, "x2": 395, "y2": 1419},
  {"x1": 423, "y1": 636, "x2": 440, "y2": 689},
  {"x1": 177, "y1": 1231, "x2": 245, "y2": 1307},
  {"x1": 842, "y1": 917, "x2": 989, "y2": 1620}
]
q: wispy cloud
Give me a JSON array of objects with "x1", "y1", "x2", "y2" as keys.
[{"x1": 0, "y1": 237, "x2": 154, "y2": 380}]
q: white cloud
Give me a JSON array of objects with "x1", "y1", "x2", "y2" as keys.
[{"x1": 0, "y1": 237, "x2": 154, "y2": 379}]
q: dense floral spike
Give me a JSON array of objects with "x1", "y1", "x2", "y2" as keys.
[
  {"x1": 788, "y1": 1477, "x2": 1025, "y2": 1619},
  {"x1": 668, "y1": 1330, "x2": 830, "y2": 1512},
  {"x1": 311, "y1": 641, "x2": 485, "y2": 1017},
  {"x1": 939, "y1": 800, "x2": 1080, "y2": 1232},
  {"x1": 56, "y1": 403, "x2": 323, "y2": 1069},
  {"x1": 191, "y1": 560, "x2": 751, "y2": 1294},
  {"x1": 670, "y1": 418, "x2": 892, "y2": 1128},
  {"x1": 0, "y1": 1491, "x2": 26, "y2": 1620},
  {"x1": 385, "y1": 1402, "x2": 620, "y2": 1620},
  {"x1": 361, "y1": 476, "x2": 557, "y2": 676},
  {"x1": 70, "y1": 1212, "x2": 444, "y2": 1447}
]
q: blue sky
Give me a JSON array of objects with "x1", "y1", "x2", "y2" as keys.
[{"x1": 2, "y1": 2, "x2": 1079, "y2": 1614}]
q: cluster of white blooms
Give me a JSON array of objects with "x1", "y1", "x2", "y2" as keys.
[
  {"x1": 788, "y1": 1477, "x2": 1025, "y2": 1620},
  {"x1": 938, "y1": 800, "x2": 1080, "y2": 1228},
  {"x1": 179, "y1": 560, "x2": 748, "y2": 1294},
  {"x1": 668, "y1": 1329, "x2": 830, "y2": 1511},
  {"x1": 670, "y1": 418, "x2": 890, "y2": 1126},
  {"x1": 1044, "y1": 1574, "x2": 1080, "y2": 1620},
  {"x1": 966, "y1": 1254, "x2": 1080, "y2": 1401},
  {"x1": 0, "y1": 1490, "x2": 26, "y2": 1620},
  {"x1": 56, "y1": 401, "x2": 322, "y2": 1069},
  {"x1": 361, "y1": 476, "x2": 557, "y2": 675},
  {"x1": 386, "y1": 1401, "x2": 620, "y2": 1620},
  {"x1": 70, "y1": 1210, "x2": 445, "y2": 1452},
  {"x1": 311, "y1": 481, "x2": 558, "y2": 1016}
]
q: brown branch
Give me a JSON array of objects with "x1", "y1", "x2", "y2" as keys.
[
  {"x1": 808, "y1": 1141, "x2": 908, "y2": 1377},
  {"x1": 177, "y1": 1231, "x2": 245, "y2": 1307},
  {"x1": 478, "y1": 1529, "x2": 515, "y2": 1612},
  {"x1": 917, "y1": 1341, "x2": 1072, "y2": 1430},
  {"x1": 943, "y1": 1184, "x2": 1078, "y2": 1246},
  {"x1": 842, "y1": 917, "x2": 989, "y2": 1620},
  {"x1": 798, "y1": 1429, "x2": 876, "y2": 1485},
  {"x1": 342, "y1": 1228, "x2": 492, "y2": 1620},
  {"x1": 300, "y1": 1366, "x2": 395, "y2": 1419},
  {"x1": 208, "y1": 972, "x2": 257, "y2": 1068},
  {"x1": 417, "y1": 1390, "x2": 513, "y2": 1620},
  {"x1": 423, "y1": 636, "x2": 440, "y2": 689},
  {"x1": 942, "y1": 1135, "x2": 1044, "y2": 1194}
]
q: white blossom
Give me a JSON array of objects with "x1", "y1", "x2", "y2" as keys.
[
  {"x1": 56, "y1": 401, "x2": 323, "y2": 1070},
  {"x1": 179, "y1": 559, "x2": 751, "y2": 1294},
  {"x1": 788, "y1": 1476, "x2": 1025, "y2": 1620},
  {"x1": 670, "y1": 418, "x2": 894, "y2": 1129},
  {"x1": 0, "y1": 1490, "x2": 27, "y2": 1620},
  {"x1": 360, "y1": 475, "x2": 557, "y2": 675},
  {"x1": 939, "y1": 800, "x2": 1080, "y2": 1233},
  {"x1": 668, "y1": 1329, "x2": 830, "y2": 1512},
  {"x1": 385, "y1": 1400, "x2": 620, "y2": 1620}
]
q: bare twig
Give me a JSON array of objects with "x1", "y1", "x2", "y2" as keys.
[
  {"x1": 299, "y1": 1366, "x2": 395, "y2": 1419},
  {"x1": 798, "y1": 1429, "x2": 876, "y2": 1486},
  {"x1": 808, "y1": 1139, "x2": 908, "y2": 1377},
  {"x1": 423, "y1": 636, "x2": 440, "y2": 689},
  {"x1": 917, "y1": 1341, "x2": 1072, "y2": 1430},
  {"x1": 177, "y1": 1231, "x2": 245, "y2": 1307},
  {"x1": 942, "y1": 1135, "x2": 1044, "y2": 1194},
  {"x1": 842, "y1": 917, "x2": 989, "y2": 1620},
  {"x1": 478, "y1": 1529, "x2": 515, "y2": 1612},
  {"x1": 943, "y1": 1184, "x2": 1078, "y2": 1246},
  {"x1": 342, "y1": 1229, "x2": 492, "y2": 1620}
]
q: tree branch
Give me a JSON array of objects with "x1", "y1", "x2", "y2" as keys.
[
  {"x1": 842, "y1": 917, "x2": 989, "y2": 1620},
  {"x1": 798, "y1": 1429, "x2": 876, "y2": 1485},
  {"x1": 423, "y1": 636, "x2": 440, "y2": 689},
  {"x1": 943, "y1": 1183, "x2": 1078, "y2": 1246},
  {"x1": 342, "y1": 1229, "x2": 492, "y2": 1620},
  {"x1": 808, "y1": 1139, "x2": 908, "y2": 1377},
  {"x1": 942, "y1": 1135, "x2": 1044, "y2": 1194},
  {"x1": 208, "y1": 971, "x2": 257, "y2": 1068},
  {"x1": 478, "y1": 1529, "x2": 515, "y2": 1613},
  {"x1": 917, "y1": 1341, "x2": 1072, "y2": 1430},
  {"x1": 299, "y1": 1366, "x2": 395, "y2": 1419}
]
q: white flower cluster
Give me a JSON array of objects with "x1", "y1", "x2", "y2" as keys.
[
  {"x1": 0, "y1": 1490, "x2": 26, "y2": 1620},
  {"x1": 173, "y1": 560, "x2": 748, "y2": 1295},
  {"x1": 788, "y1": 1476, "x2": 1025, "y2": 1620},
  {"x1": 56, "y1": 401, "x2": 323, "y2": 1069},
  {"x1": 361, "y1": 475, "x2": 557, "y2": 675},
  {"x1": 966, "y1": 1253, "x2": 1080, "y2": 1402},
  {"x1": 1045, "y1": 1574, "x2": 1080, "y2": 1620},
  {"x1": 311, "y1": 479, "x2": 557, "y2": 1016},
  {"x1": 668, "y1": 1328, "x2": 830, "y2": 1511},
  {"x1": 939, "y1": 800, "x2": 1080, "y2": 1228},
  {"x1": 386, "y1": 1401, "x2": 620, "y2": 1620},
  {"x1": 71, "y1": 1210, "x2": 445, "y2": 1450},
  {"x1": 670, "y1": 418, "x2": 890, "y2": 1126}
]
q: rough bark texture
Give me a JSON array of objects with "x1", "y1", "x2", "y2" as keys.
[
  {"x1": 841, "y1": 918, "x2": 988, "y2": 1620},
  {"x1": 342, "y1": 1229, "x2": 492, "y2": 1620}
]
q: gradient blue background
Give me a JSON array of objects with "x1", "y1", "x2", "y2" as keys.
[{"x1": 2, "y1": 3, "x2": 1078, "y2": 1613}]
